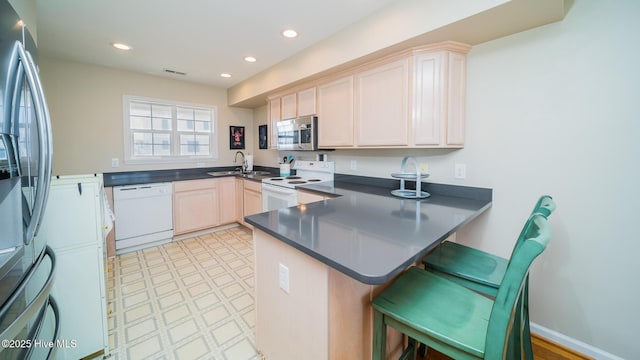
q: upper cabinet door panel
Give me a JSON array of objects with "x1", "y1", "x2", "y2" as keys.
[
  {"x1": 446, "y1": 52, "x2": 467, "y2": 146},
  {"x1": 268, "y1": 98, "x2": 281, "y2": 149},
  {"x1": 413, "y1": 50, "x2": 467, "y2": 147},
  {"x1": 413, "y1": 52, "x2": 444, "y2": 146},
  {"x1": 317, "y1": 76, "x2": 355, "y2": 147},
  {"x1": 355, "y1": 58, "x2": 409, "y2": 146},
  {"x1": 297, "y1": 87, "x2": 317, "y2": 116},
  {"x1": 281, "y1": 93, "x2": 297, "y2": 120}
]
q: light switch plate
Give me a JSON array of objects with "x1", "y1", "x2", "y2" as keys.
[
  {"x1": 454, "y1": 164, "x2": 466, "y2": 179},
  {"x1": 279, "y1": 263, "x2": 290, "y2": 293}
]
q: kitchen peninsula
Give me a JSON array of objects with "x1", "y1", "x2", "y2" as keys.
[{"x1": 245, "y1": 179, "x2": 491, "y2": 359}]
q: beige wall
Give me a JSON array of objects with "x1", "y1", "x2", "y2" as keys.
[{"x1": 39, "y1": 57, "x2": 254, "y2": 175}]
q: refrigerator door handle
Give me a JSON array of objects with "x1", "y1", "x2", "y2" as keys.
[
  {"x1": 0, "y1": 247, "x2": 56, "y2": 342},
  {"x1": 12, "y1": 41, "x2": 53, "y2": 244}
]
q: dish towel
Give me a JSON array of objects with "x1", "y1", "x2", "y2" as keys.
[{"x1": 102, "y1": 189, "x2": 115, "y2": 238}]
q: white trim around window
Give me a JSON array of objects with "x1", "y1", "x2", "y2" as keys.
[{"x1": 123, "y1": 95, "x2": 219, "y2": 164}]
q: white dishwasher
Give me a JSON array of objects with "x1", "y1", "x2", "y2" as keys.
[{"x1": 114, "y1": 182, "x2": 173, "y2": 254}]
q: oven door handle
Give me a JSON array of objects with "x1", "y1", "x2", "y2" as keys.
[{"x1": 262, "y1": 184, "x2": 297, "y2": 195}]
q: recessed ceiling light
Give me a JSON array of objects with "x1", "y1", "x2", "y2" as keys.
[
  {"x1": 282, "y1": 29, "x2": 298, "y2": 38},
  {"x1": 244, "y1": 56, "x2": 257, "y2": 63},
  {"x1": 111, "y1": 42, "x2": 132, "y2": 51},
  {"x1": 220, "y1": 73, "x2": 231, "y2": 78}
]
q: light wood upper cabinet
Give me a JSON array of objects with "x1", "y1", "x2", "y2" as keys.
[
  {"x1": 268, "y1": 98, "x2": 281, "y2": 149},
  {"x1": 281, "y1": 93, "x2": 297, "y2": 120},
  {"x1": 271, "y1": 41, "x2": 470, "y2": 149},
  {"x1": 317, "y1": 75, "x2": 355, "y2": 147},
  {"x1": 355, "y1": 58, "x2": 410, "y2": 147},
  {"x1": 444, "y1": 51, "x2": 467, "y2": 146},
  {"x1": 413, "y1": 49, "x2": 467, "y2": 147},
  {"x1": 297, "y1": 87, "x2": 317, "y2": 116}
]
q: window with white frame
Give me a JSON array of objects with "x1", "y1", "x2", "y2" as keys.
[{"x1": 123, "y1": 96, "x2": 218, "y2": 163}]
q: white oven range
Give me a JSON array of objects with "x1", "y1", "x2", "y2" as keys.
[{"x1": 262, "y1": 160, "x2": 334, "y2": 211}]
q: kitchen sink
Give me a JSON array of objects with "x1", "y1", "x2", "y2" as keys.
[{"x1": 208, "y1": 170, "x2": 272, "y2": 177}]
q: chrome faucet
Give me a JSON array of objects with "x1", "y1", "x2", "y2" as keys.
[{"x1": 233, "y1": 151, "x2": 246, "y2": 172}]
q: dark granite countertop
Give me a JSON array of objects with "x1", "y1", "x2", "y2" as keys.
[
  {"x1": 245, "y1": 176, "x2": 492, "y2": 285},
  {"x1": 103, "y1": 166, "x2": 278, "y2": 187}
]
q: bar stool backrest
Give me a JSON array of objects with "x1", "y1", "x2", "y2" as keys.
[{"x1": 484, "y1": 214, "x2": 552, "y2": 359}]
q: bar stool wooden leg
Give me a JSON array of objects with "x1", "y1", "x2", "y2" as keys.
[{"x1": 373, "y1": 310, "x2": 387, "y2": 360}]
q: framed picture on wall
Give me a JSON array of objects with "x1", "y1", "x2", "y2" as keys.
[
  {"x1": 259, "y1": 125, "x2": 268, "y2": 149},
  {"x1": 230, "y1": 126, "x2": 245, "y2": 149}
]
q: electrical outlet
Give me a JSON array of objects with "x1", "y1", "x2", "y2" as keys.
[
  {"x1": 350, "y1": 160, "x2": 357, "y2": 171},
  {"x1": 420, "y1": 163, "x2": 429, "y2": 173},
  {"x1": 454, "y1": 164, "x2": 466, "y2": 179},
  {"x1": 279, "y1": 263, "x2": 290, "y2": 293},
  {"x1": 111, "y1": 158, "x2": 119, "y2": 168}
]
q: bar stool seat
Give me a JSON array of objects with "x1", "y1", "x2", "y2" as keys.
[
  {"x1": 372, "y1": 213, "x2": 552, "y2": 360},
  {"x1": 421, "y1": 195, "x2": 555, "y2": 359}
]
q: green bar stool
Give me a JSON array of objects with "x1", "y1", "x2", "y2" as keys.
[
  {"x1": 372, "y1": 213, "x2": 552, "y2": 360},
  {"x1": 421, "y1": 195, "x2": 555, "y2": 359}
]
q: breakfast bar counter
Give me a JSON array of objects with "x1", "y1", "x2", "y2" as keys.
[
  {"x1": 245, "y1": 180, "x2": 492, "y2": 285},
  {"x1": 245, "y1": 178, "x2": 491, "y2": 360}
]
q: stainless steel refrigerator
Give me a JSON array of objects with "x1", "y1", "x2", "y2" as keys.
[{"x1": 0, "y1": 0, "x2": 59, "y2": 359}]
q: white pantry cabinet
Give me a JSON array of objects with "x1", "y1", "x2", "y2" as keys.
[{"x1": 36, "y1": 174, "x2": 109, "y2": 359}]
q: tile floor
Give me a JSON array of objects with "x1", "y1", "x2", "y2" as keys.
[{"x1": 106, "y1": 226, "x2": 262, "y2": 360}]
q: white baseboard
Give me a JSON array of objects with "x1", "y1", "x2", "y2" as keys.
[{"x1": 530, "y1": 322, "x2": 624, "y2": 360}]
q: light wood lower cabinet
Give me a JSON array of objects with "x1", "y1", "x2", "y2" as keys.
[
  {"x1": 173, "y1": 177, "x2": 238, "y2": 235},
  {"x1": 297, "y1": 190, "x2": 329, "y2": 205},
  {"x1": 218, "y1": 177, "x2": 237, "y2": 225},
  {"x1": 242, "y1": 179, "x2": 262, "y2": 229},
  {"x1": 174, "y1": 179, "x2": 219, "y2": 235}
]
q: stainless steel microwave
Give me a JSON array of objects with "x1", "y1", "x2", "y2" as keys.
[{"x1": 276, "y1": 115, "x2": 318, "y2": 151}]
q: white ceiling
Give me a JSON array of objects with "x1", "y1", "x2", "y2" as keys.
[{"x1": 35, "y1": 0, "x2": 398, "y2": 89}]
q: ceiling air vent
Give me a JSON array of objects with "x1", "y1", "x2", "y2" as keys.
[{"x1": 163, "y1": 68, "x2": 187, "y2": 76}]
